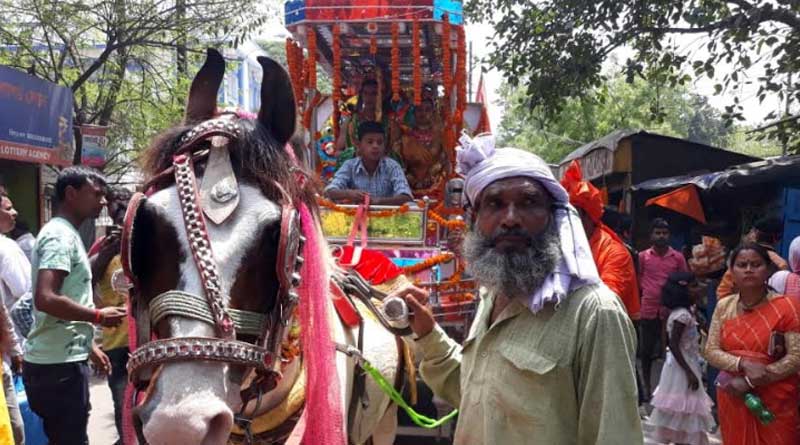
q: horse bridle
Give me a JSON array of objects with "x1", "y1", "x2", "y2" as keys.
[{"x1": 121, "y1": 114, "x2": 306, "y2": 412}]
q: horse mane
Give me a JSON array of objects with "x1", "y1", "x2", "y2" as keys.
[{"x1": 141, "y1": 117, "x2": 319, "y2": 215}]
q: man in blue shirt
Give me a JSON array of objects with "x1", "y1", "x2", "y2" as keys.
[{"x1": 325, "y1": 121, "x2": 413, "y2": 205}]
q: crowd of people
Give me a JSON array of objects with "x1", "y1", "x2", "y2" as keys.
[
  {"x1": 0, "y1": 129, "x2": 799, "y2": 445},
  {"x1": 0, "y1": 167, "x2": 129, "y2": 445}
]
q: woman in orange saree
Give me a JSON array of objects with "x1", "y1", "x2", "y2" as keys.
[{"x1": 705, "y1": 243, "x2": 800, "y2": 445}]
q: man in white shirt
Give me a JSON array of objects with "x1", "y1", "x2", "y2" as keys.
[{"x1": 0, "y1": 192, "x2": 29, "y2": 445}]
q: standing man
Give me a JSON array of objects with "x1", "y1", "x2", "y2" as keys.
[
  {"x1": 0, "y1": 192, "x2": 29, "y2": 445},
  {"x1": 400, "y1": 135, "x2": 642, "y2": 444},
  {"x1": 561, "y1": 160, "x2": 641, "y2": 320},
  {"x1": 88, "y1": 188, "x2": 131, "y2": 445},
  {"x1": 23, "y1": 167, "x2": 126, "y2": 445},
  {"x1": 637, "y1": 218, "x2": 688, "y2": 399}
]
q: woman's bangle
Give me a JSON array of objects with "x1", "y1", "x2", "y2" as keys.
[
  {"x1": 735, "y1": 356, "x2": 742, "y2": 372},
  {"x1": 745, "y1": 376, "x2": 756, "y2": 389},
  {"x1": 94, "y1": 309, "x2": 102, "y2": 325}
]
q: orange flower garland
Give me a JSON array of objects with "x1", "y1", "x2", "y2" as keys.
[
  {"x1": 441, "y1": 14, "x2": 452, "y2": 117},
  {"x1": 412, "y1": 21, "x2": 422, "y2": 106},
  {"x1": 428, "y1": 208, "x2": 466, "y2": 230},
  {"x1": 332, "y1": 24, "x2": 342, "y2": 139},
  {"x1": 456, "y1": 26, "x2": 467, "y2": 128},
  {"x1": 317, "y1": 197, "x2": 426, "y2": 218},
  {"x1": 391, "y1": 22, "x2": 401, "y2": 102},
  {"x1": 285, "y1": 38, "x2": 303, "y2": 109},
  {"x1": 306, "y1": 27, "x2": 317, "y2": 91},
  {"x1": 370, "y1": 35, "x2": 377, "y2": 55},
  {"x1": 402, "y1": 252, "x2": 455, "y2": 274}
]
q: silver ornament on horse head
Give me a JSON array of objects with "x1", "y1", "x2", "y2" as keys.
[{"x1": 211, "y1": 180, "x2": 238, "y2": 204}]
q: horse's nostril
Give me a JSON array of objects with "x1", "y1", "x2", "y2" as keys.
[{"x1": 202, "y1": 411, "x2": 234, "y2": 445}]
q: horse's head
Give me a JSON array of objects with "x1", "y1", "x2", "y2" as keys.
[{"x1": 125, "y1": 49, "x2": 314, "y2": 445}]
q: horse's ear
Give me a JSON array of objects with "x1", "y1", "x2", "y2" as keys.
[
  {"x1": 185, "y1": 48, "x2": 225, "y2": 123},
  {"x1": 257, "y1": 56, "x2": 296, "y2": 145}
]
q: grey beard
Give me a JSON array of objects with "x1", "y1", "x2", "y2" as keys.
[{"x1": 462, "y1": 224, "x2": 562, "y2": 299}]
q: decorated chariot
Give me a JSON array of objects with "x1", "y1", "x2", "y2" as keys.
[
  {"x1": 283, "y1": 2, "x2": 485, "y2": 440},
  {"x1": 283, "y1": 0, "x2": 484, "y2": 337}
]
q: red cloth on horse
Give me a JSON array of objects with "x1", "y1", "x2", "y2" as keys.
[{"x1": 335, "y1": 247, "x2": 403, "y2": 285}]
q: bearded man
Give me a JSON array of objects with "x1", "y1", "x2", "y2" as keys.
[{"x1": 401, "y1": 135, "x2": 642, "y2": 444}]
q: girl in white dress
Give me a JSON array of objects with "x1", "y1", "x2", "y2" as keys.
[{"x1": 650, "y1": 271, "x2": 716, "y2": 445}]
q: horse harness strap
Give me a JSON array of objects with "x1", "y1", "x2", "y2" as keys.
[
  {"x1": 149, "y1": 290, "x2": 267, "y2": 337},
  {"x1": 125, "y1": 116, "x2": 306, "y2": 409}
]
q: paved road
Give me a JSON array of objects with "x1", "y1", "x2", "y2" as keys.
[
  {"x1": 87, "y1": 375, "x2": 721, "y2": 445},
  {"x1": 88, "y1": 375, "x2": 119, "y2": 445}
]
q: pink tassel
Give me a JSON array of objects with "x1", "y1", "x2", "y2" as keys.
[{"x1": 297, "y1": 202, "x2": 346, "y2": 444}]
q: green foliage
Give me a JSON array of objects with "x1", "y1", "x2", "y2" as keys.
[
  {"x1": 0, "y1": 0, "x2": 279, "y2": 174},
  {"x1": 256, "y1": 39, "x2": 331, "y2": 94},
  {"x1": 497, "y1": 75, "x2": 735, "y2": 163},
  {"x1": 467, "y1": 0, "x2": 800, "y2": 152}
]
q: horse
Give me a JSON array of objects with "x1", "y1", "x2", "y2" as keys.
[{"x1": 121, "y1": 48, "x2": 403, "y2": 445}]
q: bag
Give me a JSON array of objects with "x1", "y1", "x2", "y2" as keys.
[{"x1": 13, "y1": 376, "x2": 47, "y2": 445}]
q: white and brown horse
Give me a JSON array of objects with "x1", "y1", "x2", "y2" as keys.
[{"x1": 122, "y1": 49, "x2": 401, "y2": 445}]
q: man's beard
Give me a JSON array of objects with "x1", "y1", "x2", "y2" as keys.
[{"x1": 462, "y1": 224, "x2": 562, "y2": 299}]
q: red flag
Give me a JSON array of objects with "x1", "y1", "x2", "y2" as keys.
[{"x1": 475, "y1": 73, "x2": 491, "y2": 134}]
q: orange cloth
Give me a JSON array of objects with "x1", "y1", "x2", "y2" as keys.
[
  {"x1": 590, "y1": 225, "x2": 641, "y2": 319},
  {"x1": 560, "y1": 160, "x2": 603, "y2": 224},
  {"x1": 716, "y1": 296, "x2": 800, "y2": 445},
  {"x1": 645, "y1": 185, "x2": 707, "y2": 224}
]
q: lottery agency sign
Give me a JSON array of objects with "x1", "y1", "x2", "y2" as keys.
[{"x1": 0, "y1": 65, "x2": 74, "y2": 166}]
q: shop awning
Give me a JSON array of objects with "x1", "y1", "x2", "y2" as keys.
[{"x1": 632, "y1": 155, "x2": 800, "y2": 193}]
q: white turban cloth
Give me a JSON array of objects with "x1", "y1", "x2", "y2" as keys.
[{"x1": 456, "y1": 132, "x2": 600, "y2": 313}]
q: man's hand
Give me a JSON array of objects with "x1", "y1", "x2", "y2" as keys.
[
  {"x1": 90, "y1": 345, "x2": 111, "y2": 376},
  {"x1": 398, "y1": 285, "x2": 436, "y2": 339},
  {"x1": 98, "y1": 306, "x2": 127, "y2": 327},
  {"x1": 98, "y1": 232, "x2": 121, "y2": 258},
  {"x1": 346, "y1": 190, "x2": 369, "y2": 203},
  {"x1": 11, "y1": 355, "x2": 23, "y2": 375}
]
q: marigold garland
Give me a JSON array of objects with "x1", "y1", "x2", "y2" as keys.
[
  {"x1": 455, "y1": 26, "x2": 467, "y2": 129},
  {"x1": 317, "y1": 197, "x2": 426, "y2": 218},
  {"x1": 306, "y1": 27, "x2": 317, "y2": 90},
  {"x1": 412, "y1": 21, "x2": 422, "y2": 106},
  {"x1": 391, "y1": 22, "x2": 401, "y2": 102},
  {"x1": 428, "y1": 208, "x2": 466, "y2": 230},
  {"x1": 370, "y1": 35, "x2": 378, "y2": 55},
  {"x1": 286, "y1": 38, "x2": 303, "y2": 109},
  {"x1": 402, "y1": 252, "x2": 455, "y2": 274},
  {"x1": 332, "y1": 24, "x2": 342, "y2": 139},
  {"x1": 441, "y1": 14, "x2": 452, "y2": 120}
]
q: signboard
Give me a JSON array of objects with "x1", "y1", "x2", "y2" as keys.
[
  {"x1": 80, "y1": 125, "x2": 108, "y2": 167},
  {"x1": 0, "y1": 66, "x2": 74, "y2": 166},
  {"x1": 558, "y1": 148, "x2": 614, "y2": 181}
]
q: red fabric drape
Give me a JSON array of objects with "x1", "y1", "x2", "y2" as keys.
[{"x1": 717, "y1": 296, "x2": 800, "y2": 445}]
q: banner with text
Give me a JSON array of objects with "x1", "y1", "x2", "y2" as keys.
[
  {"x1": 80, "y1": 125, "x2": 108, "y2": 167},
  {"x1": 0, "y1": 65, "x2": 74, "y2": 166}
]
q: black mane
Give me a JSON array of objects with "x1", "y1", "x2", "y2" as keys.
[{"x1": 142, "y1": 117, "x2": 318, "y2": 212}]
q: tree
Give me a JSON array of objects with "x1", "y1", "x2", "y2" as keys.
[
  {"x1": 0, "y1": 0, "x2": 277, "y2": 169},
  {"x1": 467, "y1": 0, "x2": 800, "y2": 151},
  {"x1": 497, "y1": 75, "x2": 736, "y2": 163}
]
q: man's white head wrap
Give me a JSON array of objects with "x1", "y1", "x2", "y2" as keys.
[{"x1": 457, "y1": 132, "x2": 600, "y2": 313}]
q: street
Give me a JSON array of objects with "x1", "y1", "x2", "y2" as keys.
[
  {"x1": 88, "y1": 375, "x2": 118, "y2": 444},
  {"x1": 85, "y1": 374, "x2": 721, "y2": 445}
]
